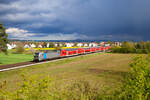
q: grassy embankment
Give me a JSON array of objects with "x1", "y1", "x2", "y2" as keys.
[
  {"x1": 0, "y1": 53, "x2": 140, "y2": 92},
  {"x1": 0, "y1": 52, "x2": 33, "y2": 65}
]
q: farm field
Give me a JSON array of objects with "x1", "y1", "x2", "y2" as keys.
[
  {"x1": 0, "y1": 53, "x2": 141, "y2": 92},
  {"x1": 0, "y1": 53, "x2": 33, "y2": 65}
]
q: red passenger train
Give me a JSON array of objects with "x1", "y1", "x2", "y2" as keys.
[{"x1": 34, "y1": 46, "x2": 111, "y2": 61}]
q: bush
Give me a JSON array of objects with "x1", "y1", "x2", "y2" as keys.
[
  {"x1": 0, "y1": 73, "x2": 101, "y2": 100},
  {"x1": 24, "y1": 48, "x2": 35, "y2": 54},
  {"x1": 111, "y1": 46, "x2": 121, "y2": 53},
  {"x1": 142, "y1": 49, "x2": 149, "y2": 54},
  {"x1": 13, "y1": 45, "x2": 25, "y2": 54},
  {"x1": 107, "y1": 55, "x2": 150, "y2": 100},
  {"x1": 135, "y1": 49, "x2": 142, "y2": 54}
]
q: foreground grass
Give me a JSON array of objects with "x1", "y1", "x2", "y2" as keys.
[
  {"x1": 0, "y1": 53, "x2": 140, "y2": 93},
  {"x1": 0, "y1": 53, "x2": 33, "y2": 65}
]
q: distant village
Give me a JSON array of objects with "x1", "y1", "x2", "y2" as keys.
[{"x1": 7, "y1": 41, "x2": 122, "y2": 50}]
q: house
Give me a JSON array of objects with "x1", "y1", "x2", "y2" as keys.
[
  {"x1": 77, "y1": 43, "x2": 83, "y2": 47},
  {"x1": 30, "y1": 44, "x2": 36, "y2": 48},
  {"x1": 104, "y1": 44, "x2": 110, "y2": 47},
  {"x1": 89, "y1": 43, "x2": 98, "y2": 47},
  {"x1": 47, "y1": 43, "x2": 50, "y2": 48},
  {"x1": 114, "y1": 42, "x2": 122, "y2": 46},
  {"x1": 59, "y1": 43, "x2": 63, "y2": 47},
  {"x1": 7, "y1": 44, "x2": 13, "y2": 49},
  {"x1": 83, "y1": 43, "x2": 88, "y2": 47},
  {"x1": 100, "y1": 42, "x2": 105, "y2": 46},
  {"x1": 11, "y1": 43, "x2": 17, "y2": 48},
  {"x1": 38, "y1": 44, "x2": 42, "y2": 48},
  {"x1": 65, "y1": 43, "x2": 74, "y2": 47},
  {"x1": 7, "y1": 43, "x2": 18, "y2": 49},
  {"x1": 54, "y1": 43, "x2": 58, "y2": 47},
  {"x1": 24, "y1": 44, "x2": 30, "y2": 48}
]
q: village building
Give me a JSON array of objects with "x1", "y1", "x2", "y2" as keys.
[
  {"x1": 7, "y1": 44, "x2": 13, "y2": 49},
  {"x1": 30, "y1": 44, "x2": 36, "y2": 48},
  {"x1": 114, "y1": 42, "x2": 122, "y2": 46},
  {"x1": 54, "y1": 43, "x2": 58, "y2": 47},
  {"x1": 38, "y1": 44, "x2": 42, "y2": 48},
  {"x1": 58, "y1": 43, "x2": 63, "y2": 47},
  {"x1": 83, "y1": 43, "x2": 88, "y2": 47},
  {"x1": 11, "y1": 43, "x2": 17, "y2": 48},
  {"x1": 89, "y1": 43, "x2": 97, "y2": 47},
  {"x1": 77, "y1": 43, "x2": 83, "y2": 47},
  {"x1": 65, "y1": 43, "x2": 74, "y2": 47},
  {"x1": 24, "y1": 44, "x2": 30, "y2": 48},
  {"x1": 100, "y1": 42, "x2": 105, "y2": 46},
  {"x1": 47, "y1": 43, "x2": 50, "y2": 48},
  {"x1": 104, "y1": 44, "x2": 110, "y2": 47}
]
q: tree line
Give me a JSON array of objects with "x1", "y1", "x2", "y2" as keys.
[{"x1": 112, "y1": 41, "x2": 150, "y2": 54}]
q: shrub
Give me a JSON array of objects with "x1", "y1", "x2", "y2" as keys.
[
  {"x1": 107, "y1": 55, "x2": 150, "y2": 100},
  {"x1": 0, "y1": 73, "x2": 101, "y2": 100},
  {"x1": 55, "y1": 80, "x2": 101, "y2": 100},
  {"x1": 135, "y1": 49, "x2": 142, "y2": 54},
  {"x1": 24, "y1": 48, "x2": 35, "y2": 54},
  {"x1": 142, "y1": 49, "x2": 149, "y2": 54},
  {"x1": 13, "y1": 45, "x2": 25, "y2": 54},
  {"x1": 111, "y1": 46, "x2": 121, "y2": 53}
]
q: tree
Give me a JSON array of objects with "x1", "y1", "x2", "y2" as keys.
[
  {"x1": 14, "y1": 45, "x2": 25, "y2": 54},
  {"x1": 120, "y1": 41, "x2": 136, "y2": 53},
  {"x1": 49, "y1": 42, "x2": 54, "y2": 48},
  {"x1": 0, "y1": 23, "x2": 8, "y2": 54},
  {"x1": 13, "y1": 42, "x2": 25, "y2": 54},
  {"x1": 42, "y1": 42, "x2": 47, "y2": 48}
]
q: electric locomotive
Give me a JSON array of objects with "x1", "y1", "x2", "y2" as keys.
[{"x1": 34, "y1": 50, "x2": 61, "y2": 61}]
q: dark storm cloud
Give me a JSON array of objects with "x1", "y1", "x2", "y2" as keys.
[
  {"x1": 0, "y1": 0, "x2": 19, "y2": 4},
  {"x1": 0, "y1": 0, "x2": 150, "y2": 40}
]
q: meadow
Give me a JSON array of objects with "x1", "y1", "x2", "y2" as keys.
[
  {"x1": 0, "y1": 53, "x2": 139, "y2": 94},
  {"x1": 0, "y1": 52, "x2": 33, "y2": 65}
]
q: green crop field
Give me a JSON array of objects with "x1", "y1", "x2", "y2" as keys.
[
  {"x1": 0, "y1": 53, "x2": 33, "y2": 65},
  {"x1": 0, "y1": 53, "x2": 141, "y2": 92}
]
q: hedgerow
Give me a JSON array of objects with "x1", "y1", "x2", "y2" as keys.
[{"x1": 111, "y1": 41, "x2": 150, "y2": 54}]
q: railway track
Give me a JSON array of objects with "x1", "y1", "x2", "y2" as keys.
[{"x1": 0, "y1": 52, "x2": 102, "y2": 72}]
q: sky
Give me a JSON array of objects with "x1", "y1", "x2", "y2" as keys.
[{"x1": 0, "y1": 0, "x2": 150, "y2": 41}]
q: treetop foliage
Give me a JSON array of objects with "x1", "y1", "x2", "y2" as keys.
[{"x1": 0, "y1": 23, "x2": 8, "y2": 54}]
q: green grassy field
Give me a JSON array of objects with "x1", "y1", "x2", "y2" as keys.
[
  {"x1": 0, "y1": 53, "x2": 141, "y2": 92},
  {"x1": 0, "y1": 53, "x2": 33, "y2": 65}
]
